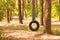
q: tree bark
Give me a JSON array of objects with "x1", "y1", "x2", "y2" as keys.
[
  {"x1": 24, "y1": 0, "x2": 26, "y2": 19},
  {"x1": 10, "y1": 10, "x2": 12, "y2": 21},
  {"x1": 21, "y1": 0, "x2": 24, "y2": 20},
  {"x1": 40, "y1": 0, "x2": 44, "y2": 26},
  {"x1": 58, "y1": 0, "x2": 60, "y2": 21},
  {"x1": 18, "y1": 0, "x2": 23, "y2": 24},
  {"x1": 6, "y1": 8, "x2": 10, "y2": 23},
  {"x1": 44, "y1": 0, "x2": 51, "y2": 34}
]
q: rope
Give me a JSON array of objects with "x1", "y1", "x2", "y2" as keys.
[{"x1": 33, "y1": 0, "x2": 37, "y2": 21}]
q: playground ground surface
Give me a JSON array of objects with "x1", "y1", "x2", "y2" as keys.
[{"x1": 0, "y1": 18, "x2": 60, "y2": 40}]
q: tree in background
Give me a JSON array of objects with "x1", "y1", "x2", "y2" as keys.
[
  {"x1": 58, "y1": 0, "x2": 60, "y2": 21},
  {"x1": 5, "y1": 0, "x2": 10, "y2": 23},
  {"x1": 18, "y1": 0, "x2": 23, "y2": 24},
  {"x1": 32, "y1": 0, "x2": 35, "y2": 20},
  {"x1": 40, "y1": 0, "x2": 44, "y2": 26},
  {"x1": 52, "y1": 0, "x2": 59, "y2": 18},
  {"x1": 21, "y1": 0, "x2": 24, "y2": 19},
  {"x1": 6, "y1": 8, "x2": 10, "y2": 23},
  {"x1": 9, "y1": 0, "x2": 16, "y2": 21},
  {"x1": 9, "y1": 10, "x2": 12, "y2": 21},
  {"x1": 26, "y1": 0, "x2": 32, "y2": 18},
  {"x1": 0, "y1": 0, "x2": 6, "y2": 21},
  {"x1": 5, "y1": 0, "x2": 16, "y2": 23},
  {"x1": 44, "y1": 0, "x2": 52, "y2": 34}
]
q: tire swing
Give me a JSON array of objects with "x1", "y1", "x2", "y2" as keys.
[{"x1": 29, "y1": 0, "x2": 39, "y2": 31}]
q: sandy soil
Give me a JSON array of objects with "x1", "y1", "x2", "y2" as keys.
[{"x1": 0, "y1": 18, "x2": 60, "y2": 40}]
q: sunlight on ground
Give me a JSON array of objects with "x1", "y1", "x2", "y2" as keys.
[
  {"x1": 2, "y1": 31, "x2": 60, "y2": 39},
  {"x1": 41, "y1": 35, "x2": 60, "y2": 39},
  {"x1": 2, "y1": 30, "x2": 40, "y2": 38},
  {"x1": 52, "y1": 22, "x2": 60, "y2": 24},
  {"x1": 0, "y1": 19, "x2": 60, "y2": 27}
]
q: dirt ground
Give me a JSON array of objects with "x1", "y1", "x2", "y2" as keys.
[
  {"x1": 0, "y1": 18, "x2": 60, "y2": 40},
  {"x1": 1, "y1": 30, "x2": 60, "y2": 40}
]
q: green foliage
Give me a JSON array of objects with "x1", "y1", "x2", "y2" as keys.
[
  {"x1": 0, "y1": 0, "x2": 6, "y2": 21},
  {"x1": 5, "y1": 0, "x2": 16, "y2": 11},
  {"x1": 52, "y1": 0, "x2": 59, "y2": 18},
  {"x1": 25, "y1": 0, "x2": 40, "y2": 18},
  {"x1": 25, "y1": 2, "x2": 32, "y2": 17},
  {"x1": 0, "y1": 0, "x2": 16, "y2": 21},
  {"x1": 0, "y1": 0, "x2": 60, "y2": 19},
  {"x1": 0, "y1": 12, "x2": 4, "y2": 21}
]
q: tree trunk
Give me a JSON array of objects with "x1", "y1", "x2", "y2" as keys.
[
  {"x1": 25, "y1": 10, "x2": 27, "y2": 19},
  {"x1": 21, "y1": 0, "x2": 24, "y2": 20},
  {"x1": 23, "y1": 0, "x2": 26, "y2": 19},
  {"x1": 6, "y1": 8, "x2": 10, "y2": 23},
  {"x1": 18, "y1": 0, "x2": 23, "y2": 24},
  {"x1": 44, "y1": 0, "x2": 51, "y2": 34},
  {"x1": 36, "y1": 0, "x2": 38, "y2": 17},
  {"x1": 40, "y1": 0, "x2": 44, "y2": 26},
  {"x1": 10, "y1": 10, "x2": 12, "y2": 21},
  {"x1": 59, "y1": 0, "x2": 60, "y2": 21}
]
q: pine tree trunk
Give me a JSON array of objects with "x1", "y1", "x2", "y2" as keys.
[
  {"x1": 59, "y1": 0, "x2": 60, "y2": 21},
  {"x1": 44, "y1": 0, "x2": 51, "y2": 34},
  {"x1": 25, "y1": 10, "x2": 27, "y2": 19},
  {"x1": 6, "y1": 8, "x2": 10, "y2": 23},
  {"x1": 10, "y1": 11, "x2": 12, "y2": 21},
  {"x1": 21, "y1": 0, "x2": 24, "y2": 20},
  {"x1": 18, "y1": 0, "x2": 23, "y2": 24},
  {"x1": 40, "y1": 0, "x2": 44, "y2": 26},
  {"x1": 24, "y1": 0, "x2": 27, "y2": 19},
  {"x1": 32, "y1": 0, "x2": 35, "y2": 20}
]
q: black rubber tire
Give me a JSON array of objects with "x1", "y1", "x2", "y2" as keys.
[{"x1": 29, "y1": 21, "x2": 39, "y2": 31}]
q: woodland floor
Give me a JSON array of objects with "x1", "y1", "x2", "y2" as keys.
[{"x1": 0, "y1": 18, "x2": 60, "y2": 40}]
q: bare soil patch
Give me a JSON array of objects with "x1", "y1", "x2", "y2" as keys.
[{"x1": 0, "y1": 19, "x2": 60, "y2": 40}]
